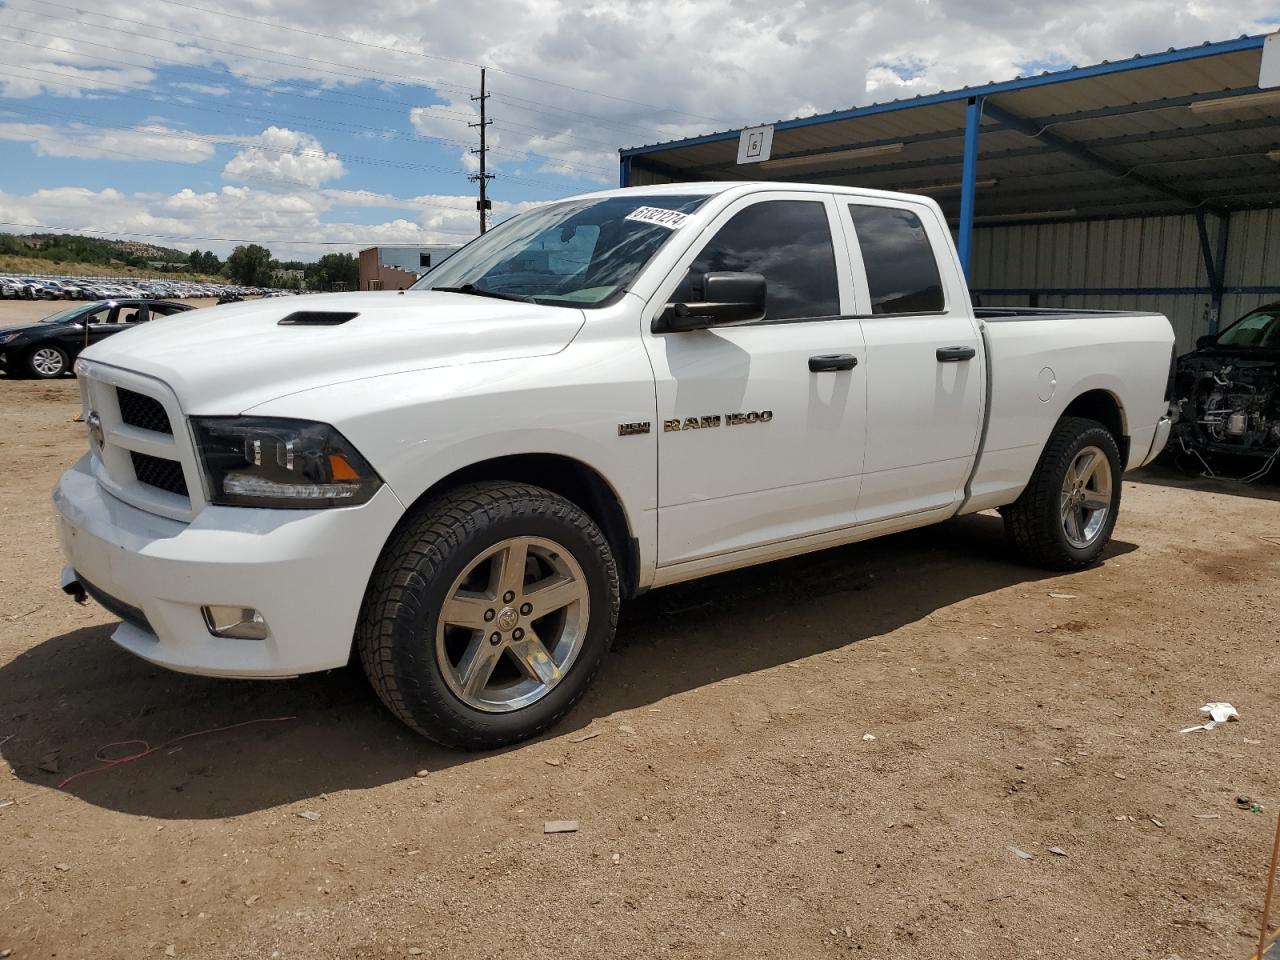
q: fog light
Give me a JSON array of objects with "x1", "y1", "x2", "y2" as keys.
[{"x1": 201, "y1": 605, "x2": 269, "y2": 640}]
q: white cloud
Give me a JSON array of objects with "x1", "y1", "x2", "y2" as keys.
[
  {"x1": 0, "y1": 183, "x2": 486, "y2": 259},
  {"x1": 0, "y1": 121, "x2": 216, "y2": 163},
  {"x1": 2, "y1": 0, "x2": 1275, "y2": 262},
  {"x1": 172, "y1": 82, "x2": 231, "y2": 97},
  {"x1": 222, "y1": 126, "x2": 346, "y2": 189}
]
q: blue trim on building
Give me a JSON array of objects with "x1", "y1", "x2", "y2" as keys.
[
  {"x1": 972, "y1": 286, "x2": 1280, "y2": 297},
  {"x1": 618, "y1": 34, "x2": 1266, "y2": 159}
]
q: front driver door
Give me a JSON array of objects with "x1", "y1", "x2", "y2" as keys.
[{"x1": 645, "y1": 193, "x2": 868, "y2": 569}]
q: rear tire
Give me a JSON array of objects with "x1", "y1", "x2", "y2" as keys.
[
  {"x1": 1002, "y1": 416, "x2": 1122, "y2": 570},
  {"x1": 356, "y1": 481, "x2": 619, "y2": 750}
]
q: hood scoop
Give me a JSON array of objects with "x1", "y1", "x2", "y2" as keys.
[{"x1": 278, "y1": 311, "x2": 359, "y2": 326}]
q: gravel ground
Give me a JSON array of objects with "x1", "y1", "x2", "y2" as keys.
[{"x1": 1, "y1": 363, "x2": 1278, "y2": 959}]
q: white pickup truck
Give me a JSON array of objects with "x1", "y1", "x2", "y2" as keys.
[{"x1": 54, "y1": 182, "x2": 1174, "y2": 748}]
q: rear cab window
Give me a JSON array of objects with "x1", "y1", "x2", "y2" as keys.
[{"x1": 847, "y1": 204, "x2": 946, "y2": 315}]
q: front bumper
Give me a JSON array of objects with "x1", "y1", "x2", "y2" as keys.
[{"x1": 54, "y1": 453, "x2": 405, "y2": 678}]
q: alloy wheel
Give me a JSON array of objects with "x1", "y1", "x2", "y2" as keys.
[
  {"x1": 1060, "y1": 445, "x2": 1112, "y2": 549},
  {"x1": 435, "y1": 536, "x2": 590, "y2": 713}
]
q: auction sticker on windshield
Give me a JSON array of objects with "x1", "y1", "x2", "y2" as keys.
[{"x1": 624, "y1": 206, "x2": 692, "y2": 230}]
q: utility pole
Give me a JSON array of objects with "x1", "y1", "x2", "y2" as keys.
[{"x1": 469, "y1": 67, "x2": 494, "y2": 233}]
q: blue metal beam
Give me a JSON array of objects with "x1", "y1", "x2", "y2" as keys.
[
  {"x1": 1211, "y1": 215, "x2": 1232, "y2": 332},
  {"x1": 619, "y1": 34, "x2": 1267, "y2": 158},
  {"x1": 980, "y1": 100, "x2": 1212, "y2": 210},
  {"x1": 618, "y1": 155, "x2": 631, "y2": 188},
  {"x1": 957, "y1": 97, "x2": 983, "y2": 278}
]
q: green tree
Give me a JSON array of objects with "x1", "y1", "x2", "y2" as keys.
[
  {"x1": 303, "y1": 253, "x2": 359, "y2": 292},
  {"x1": 225, "y1": 244, "x2": 274, "y2": 285}
]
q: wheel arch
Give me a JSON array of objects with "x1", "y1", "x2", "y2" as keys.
[
  {"x1": 1061, "y1": 389, "x2": 1128, "y2": 466},
  {"x1": 397, "y1": 453, "x2": 641, "y2": 600}
]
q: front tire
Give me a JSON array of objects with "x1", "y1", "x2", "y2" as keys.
[
  {"x1": 357, "y1": 481, "x2": 619, "y2": 750},
  {"x1": 1002, "y1": 416, "x2": 1122, "y2": 570},
  {"x1": 27, "y1": 344, "x2": 69, "y2": 379}
]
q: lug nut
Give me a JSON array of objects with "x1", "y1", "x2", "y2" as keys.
[
  {"x1": 512, "y1": 628, "x2": 524, "y2": 641},
  {"x1": 483, "y1": 609, "x2": 495, "y2": 622},
  {"x1": 489, "y1": 632, "x2": 501, "y2": 645},
  {"x1": 503, "y1": 591, "x2": 516, "y2": 603},
  {"x1": 519, "y1": 603, "x2": 532, "y2": 616}
]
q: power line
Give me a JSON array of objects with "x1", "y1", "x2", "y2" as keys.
[
  {"x1": 0, "y1": 27, "x2": 617, "y2": 177},
  {"x1": 0, "y1": 29, "x2": 623, "y2": 155},
  {"x1": 6, "y1": 1, "x2": 671, "y2": 146},
  {"x1": 0, "y1": 109, "x2": 514, "y2": 218},
  {"x1": 0, "y1": 219, "x2": 480, "y2": 244},
  {"x1": 0, "y1": 77, "x2": 591, "y2": 196},
  {"x1": 146, "y1": 0, "x2": 737, "y2": 125}
]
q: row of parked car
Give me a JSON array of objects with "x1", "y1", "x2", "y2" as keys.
[{"x1": 0, "y1": 275, "x2": 276, "y2": 301}]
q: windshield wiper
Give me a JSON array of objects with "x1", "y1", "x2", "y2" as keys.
[{"x1": 431, "y1": 283, "x2": 534, "y2": 304}]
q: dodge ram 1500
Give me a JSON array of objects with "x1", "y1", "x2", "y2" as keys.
[{"x1": 54, "y1": 182, "x2": 1175, "y2": 748}]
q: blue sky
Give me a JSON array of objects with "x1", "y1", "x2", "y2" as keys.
[{"x1": 0, "y1": 0, "x2": 1275, "y2": 260}]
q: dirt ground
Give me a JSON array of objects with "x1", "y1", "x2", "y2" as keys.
[{"x1": 1, "y1": 357, "x2": 1279, "y2": 959}]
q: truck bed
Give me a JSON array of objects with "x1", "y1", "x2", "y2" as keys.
[{"x1": 961, "y1": 305, "x2": 1174, "y2": 514}]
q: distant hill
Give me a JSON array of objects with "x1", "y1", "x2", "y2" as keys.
[
  {"x1": 0, "y1": 231, "x2": 193, "y2": 269},
  {"x1": 0, "y1": 232, "x2": 226, "y2": 282}
]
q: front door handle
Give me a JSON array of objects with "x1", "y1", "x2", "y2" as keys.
[
  {"x1": 808, "y1": 353, "x2": 858, "y2": 373},
  {"x1": 936, "y1": 346, "x2": 977, "y2": 362}
]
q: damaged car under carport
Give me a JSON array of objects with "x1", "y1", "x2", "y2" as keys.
[{"x1": 1171, "y1": 302, "x2": 1280, "y2": 478}]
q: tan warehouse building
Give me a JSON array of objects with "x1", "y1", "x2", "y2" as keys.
[{"x1": 358, "y1": 244, "x2": 462, "y2": 291}]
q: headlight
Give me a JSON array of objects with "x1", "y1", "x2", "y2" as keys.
[{"x1": 192, "y1": 417, "x2": 382, "y2": 508}]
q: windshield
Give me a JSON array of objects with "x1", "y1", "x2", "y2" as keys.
[
  {"x1": 414, "y1": 193, "x2": 711, "y2": 306},
  {"x1": 41, "y1": 304, "x2": 92, "y2": 324},
  {"x1": 1216, "y1": 306, "x2": 1280, "y2": 348}
]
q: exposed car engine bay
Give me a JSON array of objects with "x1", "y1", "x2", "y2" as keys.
[
  {"x1": 1170, "y1": 303, "x2": 1280, "y2": 481},
  {"x1": 1175, "y1": 358, "x2": 1280, "y2": 451},
  {"x1": 1173, "y1": 357, "x2": 1280, "y2": 478}
]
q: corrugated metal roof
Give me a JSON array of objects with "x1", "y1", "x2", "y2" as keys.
[{"x1": 621, "y1": 35, "x2": 1278, "y2": 222}]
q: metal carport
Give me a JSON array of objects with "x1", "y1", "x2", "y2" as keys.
[{"x1": 618, "y1": 34, "x2": 1280, "y2": 351}]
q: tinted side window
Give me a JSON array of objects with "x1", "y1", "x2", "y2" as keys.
[
  {"x1": 848, "y1": 205, "x2": 945, "y2": 314},
  {"x1": 674, "y1": 200, "x2": 840, "y2": 322}
]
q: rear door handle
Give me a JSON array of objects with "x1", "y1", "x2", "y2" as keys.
[
  {"x1": 808, "y1": 353, "x2": 858, "y2": 373},
  {"x1": 936, "y1": 346, "x2": 977, "y2": 362}
]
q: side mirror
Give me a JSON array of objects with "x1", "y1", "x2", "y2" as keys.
[
  {"x1": 1196, "y1": 334, "x2": 1217, "y2": 349},
  {"x1": 657, "y1": 271, "x2": 767, "y2": 332}
]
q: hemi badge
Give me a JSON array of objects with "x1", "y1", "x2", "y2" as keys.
[{"x1": 618, "y1": 421, "x2": 651, "y2": 436}]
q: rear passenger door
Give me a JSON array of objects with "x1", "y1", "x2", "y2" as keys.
[{"x1": 838, "y1": 200, "x2": 985, "y2": 522}]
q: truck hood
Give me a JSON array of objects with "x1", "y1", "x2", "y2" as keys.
[{"x1": 81, "y1": 291, "x2": 587, "y2": 414}]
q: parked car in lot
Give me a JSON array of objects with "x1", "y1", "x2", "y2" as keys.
[
  {"x1": 54, "y1": 182, "x2": 1175, "y2": 749},
  {"x1": 0, "y1": 299, "x2": 193, "y2": 378},
  {"x1": 1171, "y1": 302, "x2": 1280, "y2": 473}
]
